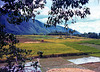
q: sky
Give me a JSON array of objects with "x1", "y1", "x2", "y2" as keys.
[
  {"x1": 36, "y1": 0, "x2": 100, "y2": 33},
  {"x1": 0, "y1": 0, "x2": 100, "y2": 33}
]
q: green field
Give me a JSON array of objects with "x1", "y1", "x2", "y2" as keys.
[
  {"x1": 15, "y1": 35, "x2": 100, "y2": 57},
  {"x1": 17, "y1": 43, "x2": 80, "y2": 56},
  {"x1": 78, "y1": 39, "x2": 100, "y2": 45}
]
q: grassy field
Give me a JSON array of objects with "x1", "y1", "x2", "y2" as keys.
[
  {"x1": 1, "y1": 35, "x2": 99, "y2": 72},
  {"x1": 14, "y1": 35, "x2": 100, "y2": 57},
  {"x1": 78, "y1": 39, "x2": 100, "y2": 45},
  {"x1": 16, "y1": 43, "x2": 80, "y2": 56},
  {"x1": 16, "y1": 35, "x2": 56, "y2": 40}
]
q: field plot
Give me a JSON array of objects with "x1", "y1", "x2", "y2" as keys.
[
  {"x1": 1, "y1": 35, "x2": 100, "y2": 72},
  {"x1": 15, "y1": 35, "x2": 100, "y2": 57},
  {"x1": 39, "y1": 56, "x2": 100, "y2": 72},
  {"x1": 16, "y1": 43, "x2": 80, "y2": 56},
  {"x1": 3, "y1": 35, "x2": 99, "y2": 62},
  {"x1": 79, "y1": 39, "x2": 100, "y2": 45}
]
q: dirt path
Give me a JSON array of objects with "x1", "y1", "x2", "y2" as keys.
[
  {"x1": 81, "y1": 62, "x2": 100, "y2": 72},
  {"x1": 40, "y1": 57, "x2": 87, "y2": 72},
  {"x1": 17, "y1": 38, "x2": 45, "y2": 43},
  {"x1": 40, "y1": 57, "x2": 100, "y2": 72},
  {"x1": 47, "y1": 68, "x2": 95, "y2": 72}
]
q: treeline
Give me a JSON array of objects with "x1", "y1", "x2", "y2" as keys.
[
  {"x1": 47, "y1": 31, "x2": 69, "y2": 35},
  {"x1": 47, "y1": 30, "x2": 76, "y2": 35},
  {"x1": 76, "y1": 32, "x2": 100, "y2": 39},
  {"x1": 47, "y1": 31, "x2": 100, "y2": 39},
  {"x1": 32, "y1": 31, "x2": 100, "y2": 39}
]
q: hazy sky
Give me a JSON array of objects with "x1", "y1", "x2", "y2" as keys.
[{"x1": 0, "y1": 0, "x2": 100, "y2": 33}]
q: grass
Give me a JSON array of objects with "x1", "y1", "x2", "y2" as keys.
[
  {"x1": 16, "y1": 43, "x2": 80, "y2": 56},
  {"x1": 15, "y1": 35, "x2": 100, "y2": 57},
  {"x1": 43, "y1": 38, "x2": 88, "y2": 43},
  {"x1": 90, "y1": 53, "x2": 100, "y2": 57},
  {"x1": 62, "y1": 42, "x2": 100, "y2": 53},
  {"x1": 16, "y1": 35, "x2": 56, "y2": 40},
  {"x1": 1, "y1": 35, "x2": 98, "y2": 58},
  {"x1": 78, "y1": 39, "x2": 100, "y2": 45}
]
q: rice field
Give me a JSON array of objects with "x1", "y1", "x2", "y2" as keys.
[
  {"x1": 78, "y1": 39, "x2": 100, "y2": 45},
  {"x1": 15, "y1": 35, "x2": 100, "y2": 57},
  {"x1": 16, "y1": 43, "x2": 80, "y2": 56}
]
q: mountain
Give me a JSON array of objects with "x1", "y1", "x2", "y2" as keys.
[{"x1": 0, "y1": 14, "x2": 80, "y2": 35}]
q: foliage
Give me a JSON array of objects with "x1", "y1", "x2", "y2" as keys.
[
  {"x1": 80, "y1": 32, "x2": 100, "y2": 39},
  {"x1": 0, "y1": 0, "x2": 46, "y2": 25},
  {"x1": 0, "y1": 24, "x2": 37, "y2": 71},
  {"x1": 0, "y1": 0, "x2": 96, "y2": 71},
  {"x1": 47, "y1": 0, "x2": 90, "y2": 27},
  {"x1": 37, "y1": 51, "x2": 43, "y2": 57},
  {"x1": 0, "y1": 0, "x2": 46, "y2": 71}
]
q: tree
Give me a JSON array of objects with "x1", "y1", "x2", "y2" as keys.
[
  {"x1": 88, "y1": 32, "x2": 98, "y2": 39},
  {"x1": 0, "y1": 0, "x2": 46, "y2": 25},
  {"x1": 0, "y1": 24, "x2": 35, "y2": 71},
  {"x1": 0, "y1": 0, "x2": 91, "y2": 71},
  {"x1": 47, "y1": 0, "x2": 90, "y2": 28},
  {"x1": 69, "y1": 29, "x2": 76, "y2": 38},
  {"x1": 0, "y1": 0, "x2": 46, "y2": 71}
]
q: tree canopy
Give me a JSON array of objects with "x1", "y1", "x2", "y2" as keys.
[
  {"x1": 0, "y1": 0, "x2": 46, "y2": 71},
  {"x1": 0, "y1": 0, "x2": 46, "y2": 25},
  {"x1": 0, "y1": 0, "x2": 91, "y2": 71},
  {"x1": 47, "y1": 0, "x2": 90, "y2": 27},
  {"x1": 0, "y1": 0, "x2": 90, "y2": 26}
]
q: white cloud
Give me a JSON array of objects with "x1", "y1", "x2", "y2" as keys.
[
  {"x1": 66, "y1": 0, "x2": 100, "y2": 33},
  {"x1": 87, "y1": 6, "x2": 100, "y2": 20},
  {"x1": 68, "y1": 20, "x2": 100, "y2": 33},
  {"x1": 37, "y1": 18, "x2": 48, "y2": 23},
  {"x1": 40, "y1": 6, "x2": 50, "y2": 15},
  {"x1": 36, "y1": 0, "x2": 100, "y2": 34},
  {"x1": 34, "y1": 6, "x2": 50, "y2": 15}
]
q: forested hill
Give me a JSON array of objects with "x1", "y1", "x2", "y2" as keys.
[{"x1": 0, "y1": 14, "x2": 80, "y2": 35}]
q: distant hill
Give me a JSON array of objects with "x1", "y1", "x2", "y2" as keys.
[{"x1": 0, "y1": 14, "x2": 80, "y2": 35}]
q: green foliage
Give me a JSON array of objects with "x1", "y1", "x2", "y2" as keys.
[
  {"x1": 80, "y1": 32, "x2": 99, "y2": 39},
  {"x1": 37, "y1": 51, "x2": 43, "y2": 58},
  {"x1": 0, "y1": 24, "x2": 34, "y2": 71},
  {"x1": 47, "y1": 0, "x2": 90, "y2": 27},
  {"x1": 0, "y1": 0, "x2": 45, "y2": 71},
  {"x1": 0, "y1": 0, "x2": 46, "y2": 25}
]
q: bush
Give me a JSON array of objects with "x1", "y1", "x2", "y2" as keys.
[{"x1": 37, "y1": 51, "x2": 43, "y2": 58}]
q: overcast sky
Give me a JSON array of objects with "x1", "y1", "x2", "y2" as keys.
[{"x1": 0, "y1": 0, "x2": 100, "y2": 33}]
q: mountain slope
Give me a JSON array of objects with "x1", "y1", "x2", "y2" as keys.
[{"x1": 0, "y1": 14, "x2": 80, "y2": 35}]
